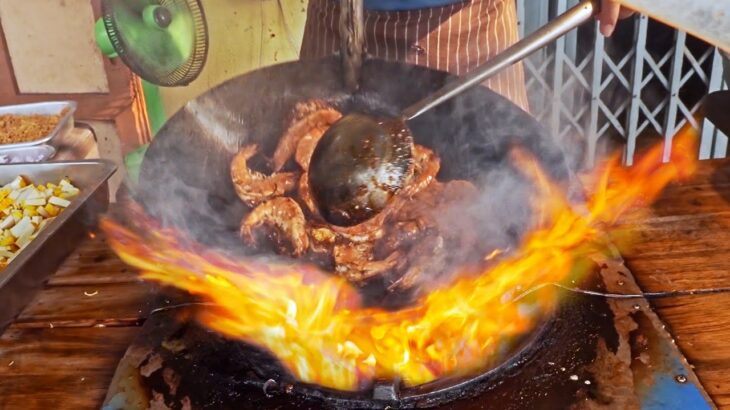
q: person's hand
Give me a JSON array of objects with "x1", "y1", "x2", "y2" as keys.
[{"x1": 597, "y1": 0, "x2": 635, "y2": 37}]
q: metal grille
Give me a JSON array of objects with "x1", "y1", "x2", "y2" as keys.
[{"x1": 516, "y1": 0, "x2": 728, "y2": 167}]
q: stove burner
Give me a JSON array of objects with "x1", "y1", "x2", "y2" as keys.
[
  {"x1": 106, "y1": 285, "x2": 613, "y2": 410},
  {"x1": 103, "y1": 260, "x2": 713, "y2": 410}
]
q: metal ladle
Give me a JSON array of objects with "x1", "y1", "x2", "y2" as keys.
[{"x1": 309, "y1": 0, "x2": 599, "y2": 227}]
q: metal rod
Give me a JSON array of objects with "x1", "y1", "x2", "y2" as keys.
[
  {"x1": 513, "y1": 282, "x2": 730, "y2": 302},
  {"x1": 339, "y1": 0, "x2": 364, "y2": 92},
  {"x1": 402, "y1": 0, "x2": 598, "y2": 121}
]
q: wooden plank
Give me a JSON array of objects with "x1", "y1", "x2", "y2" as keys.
[
  {"x1": 624, "y1": 158, "x2": 730, "y2": 408},
  {"x1": 47, "y1": 235, "x2": 139, "y2": 286},
  {"x1": 670, "y1": 158, "x2": 730, "y2": 186},
  {"x1": 650, "y1": 184, "x2": 730, "y2": 216},
  {"x1": 14, "y1": 282, "x2": 154, "y2": 326},
  {"x1": 650, "y1": 295, "x2": 730, "y2": 408},
  {"x1": 627, "y1": 249, "x2": 730, "y2": 286},
  {"x1": 623, "y1": 213, "x2": 730, "y2": 258},
  {"x1": 0, "y1": 326, "x2": 139, "y2": 409}
]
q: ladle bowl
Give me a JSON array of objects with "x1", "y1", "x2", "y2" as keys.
[{"x1": 308, "y1": 114, "x2": 413, "y2": 226}]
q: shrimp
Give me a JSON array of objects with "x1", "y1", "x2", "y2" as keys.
[
  {"x1": 307, "y1": 222, "x2": 337, "y2": 254},
  {"x1": 295, "y1": 125, "x2": 328, "y2": 171},
  {"x1": 388, "y1": 234, "x2": 446, "y2": 292},
  {"x1": 402, "y1": 144, "x2": 441, "y2": 197},
  {"x1": 272, "y1": 101, "x2": 342, "y2": 171},
  {"x1": 231, "y1": 144, "x2": 298, "y2": 207},
  {"x1": 334, "y1": 241, "x2": 401, "y2": 283},
  {"x1": 298, "y1": 173, "x2": 320, "y2": 216},
  {"x1": 240, "y1": 197, "x2": 309, "y2": 257}
]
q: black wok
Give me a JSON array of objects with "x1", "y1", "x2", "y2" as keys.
[{"x1": 130, "y1": 57, "x2": 594, "y2": 408}]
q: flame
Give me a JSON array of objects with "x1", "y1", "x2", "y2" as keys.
[{"x1": 103, "y1": 125, "x2": 697, "y2": 391}]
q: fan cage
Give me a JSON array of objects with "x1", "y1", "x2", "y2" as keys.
[{"x1": 102, "y1": 0, "x2": 209, "y2": 87}]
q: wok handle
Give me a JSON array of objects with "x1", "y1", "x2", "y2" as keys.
[
  {"x1": 402, "y1": 0, "x2": 599, "y2": 121},
  {"x1": 339, "y1": 0, "x2": 365, "y2": 92}
]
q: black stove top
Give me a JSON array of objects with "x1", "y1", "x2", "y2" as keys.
[{"x1": 102, "y1": 258, "x2": 712, "y2": 410}]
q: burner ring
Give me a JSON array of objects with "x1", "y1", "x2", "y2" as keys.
[{"x1": 253, "y1": 313, "x2": 555, "y2": 409}]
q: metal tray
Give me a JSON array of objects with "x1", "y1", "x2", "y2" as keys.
[
  {"x1": 0, "y1": 145, "x2": 56, "y2": 164},
  {"x1": 0, "y1": 160, "x2": 116, "y2": 330},
  {"x1": 0, "y1": 101, "x2": 77, "y2": 150}
]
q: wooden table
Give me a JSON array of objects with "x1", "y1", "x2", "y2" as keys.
[{"x1": 0, "y1": 159, "x2": 730, "y2": 409}]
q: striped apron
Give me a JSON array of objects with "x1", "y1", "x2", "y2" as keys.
[{"x1": 300, "y1": 0, "x2": 530, "y2": 113}]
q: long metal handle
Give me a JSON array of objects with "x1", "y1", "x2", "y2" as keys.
[
  {"x1": 339, "y1": 0, "x2": 365, "y2": 92},
  {"x1": 402, "y1": 0, "x2": 598, "y2": 120}
]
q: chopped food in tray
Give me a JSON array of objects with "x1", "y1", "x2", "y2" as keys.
[
  {"x1": 0, "y1": 175, "x2": 79, "y2": 268},
  {"x1": 0, "y1": 112, "x2": 64, "y2": 145}
]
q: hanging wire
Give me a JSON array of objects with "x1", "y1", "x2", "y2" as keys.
[
  {"x1": 513, "y1": 282, "x2": 730, "y2": 302},
  {"x1": 148, "y1": 284, "x2": 730, "y2": 317},
  {"x1": 149, "y1": 302, "x2": 217, "y2": 315}
]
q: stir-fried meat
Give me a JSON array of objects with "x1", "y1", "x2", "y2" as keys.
[
  {"x1": 402, "y1": 145, "x2": 441, "y2": 197},
  {"x1": 334, "y1": 241, "x2": 401, "y2": 283},
  {"x1": 396, "y1": 180, "x2": 478, "y2": 222},
  {"x1": 403, "y1": 180, "x2": 479, "y2": 251},
  {"x1": 231, "y1": 145, "x2": 298, "y2": 207},
  {"x1": 377, "y1": 219, "x2": 429, "y2": 256},
  {"x1": 298, "y1": 173, "x2": 320, "y2": 217},
  {"x1": 388, "y1": 234, "x2": 446, "y2": 292},
  {"x1": 331, "y1": 215, "x2": 388, "y2": 243},
  {"x1": 231, "y1": 99, "x2": 487, "y2": 294},
  {"x1": 272, "y1": 101, "x2": 342, "y2": 171},
  {"x1": 240, "y1": 197, "x2": 309, "y2": 257},
  {"x1": 295, "y1": 125, "x2": 328, "y2": 171},
  {"x1": 382, "y1": 180, "x2": 480, "y2": 291},
  {"x1": 307, "y1": 222, "x2": 337, "y2": 254}
]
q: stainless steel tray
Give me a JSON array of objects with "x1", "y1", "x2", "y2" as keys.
[
  {"x1": 0, "y1": 160, "x2": 116, "y2": 330},
  {"x1": 0, "y1": 145, "x2": 56, "y2": 164},
  {"x1": 0, "y1": 101, "x2": 77, "y2": 150}
]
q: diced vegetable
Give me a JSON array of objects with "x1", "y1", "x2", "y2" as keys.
[
  {"x1": 0, "y1": 215, "x2": 14, "y2": 230},
  {"x1": 0, "y1": 176, "x2": 80, "y2": 269},
  {"x1": 25, "y1": 198, "x2": 45, "y2": 206},
  {"x1": 11, "y1": 217, "x2": 33, "y2": 238},
  {"x1": 49, "y1": 196, "x2": 71, "y2": 208},
  {"x1": 44, "y1": 204, "x2": 59, "y2": 216}
]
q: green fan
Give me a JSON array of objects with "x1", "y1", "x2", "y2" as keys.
[{"x1": 94, "y1": 0, "x2": 209, "y2": 87}]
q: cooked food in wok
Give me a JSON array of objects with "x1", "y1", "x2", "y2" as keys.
[{"x1": 231, "y1": 100, "x2": 481, "y2": 293}]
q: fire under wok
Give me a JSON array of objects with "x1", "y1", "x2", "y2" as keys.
[{"x1": 129, "y1": 56, "x2": 583, "y2": 406}]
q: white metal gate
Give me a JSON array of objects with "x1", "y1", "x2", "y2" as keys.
[{"x1": 516, "y1": 0, "x2": 728, "y2": 167}]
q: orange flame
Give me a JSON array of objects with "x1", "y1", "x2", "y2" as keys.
[{"x1": 103, "y1": 125, "x2": 698, "y2": 391}]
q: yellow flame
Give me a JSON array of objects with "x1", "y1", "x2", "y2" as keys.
[{"x1": 103, "y1": 125, "x2": 698, "y2": 391}]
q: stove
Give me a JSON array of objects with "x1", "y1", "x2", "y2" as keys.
[{"x1": 102, "y1": 254, "x2": 714, "y2": 410}]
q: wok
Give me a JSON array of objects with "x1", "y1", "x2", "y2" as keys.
[
  {"x1": 138, "y1": 56, "x2": 572, "y2": 259},
  {"x1": 131, "y1": 57, "x2": 588, "y2": 407}
]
